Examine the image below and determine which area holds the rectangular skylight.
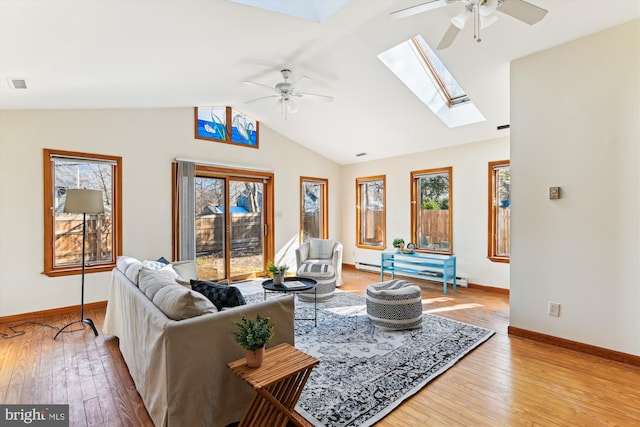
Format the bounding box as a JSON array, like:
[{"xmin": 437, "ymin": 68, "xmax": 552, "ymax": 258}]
[{"xmin": 378, "ymin": 35, "xmax": 485, "ymax": 128}]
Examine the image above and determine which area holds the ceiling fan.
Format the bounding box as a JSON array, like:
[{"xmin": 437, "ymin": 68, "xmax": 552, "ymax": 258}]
[
  {"xmin": 391, "ymin": 0, "xmax": 548, "ymax": 50},
  {"xmin": 244, "ymin": 69, "xmax": 334, "ymax": 119}
]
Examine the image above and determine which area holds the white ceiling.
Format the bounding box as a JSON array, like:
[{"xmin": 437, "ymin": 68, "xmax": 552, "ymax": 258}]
[{"xmin": 1, "ymin": 0, "xmax": 638, "ymax": 165}]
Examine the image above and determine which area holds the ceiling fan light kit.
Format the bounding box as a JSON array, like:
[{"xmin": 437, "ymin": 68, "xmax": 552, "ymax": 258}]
[
  {"xmin": 244, "ymin": 69, "xmax": 334, "ymax": 119},
  {"xmin": 391, "ymin": 0, "xmax": 548, "ymax": 49}
]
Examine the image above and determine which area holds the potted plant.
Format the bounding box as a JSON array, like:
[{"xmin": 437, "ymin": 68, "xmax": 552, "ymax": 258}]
[
  {"xmin": 392, "ymin": 238, "xmax": 405, "ymax": 252},
  {"xmin": 232, "ymin": 314, "xmax": 275, "ymax": 368},
  {"xmin": 267, "ymin": 261, "xmax": 288, "ymax": 285}
]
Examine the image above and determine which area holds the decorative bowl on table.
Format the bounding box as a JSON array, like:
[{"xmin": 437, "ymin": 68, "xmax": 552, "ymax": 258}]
[{"xmin": 401, "ymin": 242, "xmax": 416, "ymax": 254}]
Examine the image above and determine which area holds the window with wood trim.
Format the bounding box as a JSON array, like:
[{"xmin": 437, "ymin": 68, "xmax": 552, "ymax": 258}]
[
  {"xmin": 300, "ymin": 177, "xmax": 328, "ymax": 242},
  {"xmin": 411, "ymin": 167, "xmax": 453, "ymax": 255},
  {"xmin": 356, "ymin": 175, "xmax": 385, "ymax": 249},
  {"xmin": 43, "ymin": 149, "xmax": 122, "ymax": 277},
  {"xmin": 488, "ymin": 160, "xmax": 510, "ymax": 262}
]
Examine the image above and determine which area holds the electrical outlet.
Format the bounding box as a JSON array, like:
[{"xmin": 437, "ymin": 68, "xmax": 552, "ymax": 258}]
[{"xmin": 548, "ymin": 302, "xmax": 560, "ymax": 317}]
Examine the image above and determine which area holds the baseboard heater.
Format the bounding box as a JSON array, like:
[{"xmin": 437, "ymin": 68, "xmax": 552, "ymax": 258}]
[
  {"xmin": 356, "ymin": 261, "xmax": 468, "ymax": 287},
  {"xmin": 355, "ymin": 262, "xmax": 381, "ymax": 272}
]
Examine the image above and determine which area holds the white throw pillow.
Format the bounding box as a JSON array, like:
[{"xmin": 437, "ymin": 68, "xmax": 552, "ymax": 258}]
[
  {"xmin": 171, "ymin": 260, "xmax": 198, "ymax": 281},
  {"xmin": 309, "ymin": 238, "xmax": 335, "ymax": 259},
  {"xmin": 152, "ymin": 284, "xmax": 217, "ymax": 320}
]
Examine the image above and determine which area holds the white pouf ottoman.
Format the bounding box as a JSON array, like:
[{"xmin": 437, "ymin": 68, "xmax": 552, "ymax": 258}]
[
  {"xmin": 366, "ymin": 280, "xmax": 423, "ymax": 331},
  {"xmin": 296, "ymin": 263, "xmax": 336, "ymax": 302}
]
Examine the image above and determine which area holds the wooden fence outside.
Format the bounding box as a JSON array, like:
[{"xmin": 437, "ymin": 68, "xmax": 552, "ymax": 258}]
[
  {"xmin": 196, "ymin": 213, "xmax": 263, "ymax": 254},
  {"xmin": 302, "ymin": 212, "xmax": 320, "ymax": 240},
  {"xmin": 55, "ymin": 216, "xmax": 112, "ymax": 265},
  {"xmin": 419, "ymin": 210, "xmax": 450, "ymax": 247},
  {"xmin": 496, "ymin": 208, "xmax": 510, "ymax": 255}
]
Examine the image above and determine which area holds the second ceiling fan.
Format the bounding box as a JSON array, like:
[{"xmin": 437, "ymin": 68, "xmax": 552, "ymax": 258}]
[
  {"xmin": 244, "ymin": 69, "xmax": 334, "ymax": 119},
  {"xmin": 391, "ymin": 0, "xmax": 548, "ymax": 49}
]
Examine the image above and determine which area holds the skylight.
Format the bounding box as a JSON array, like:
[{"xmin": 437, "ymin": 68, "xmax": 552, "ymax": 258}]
[
  {"xmin": 378, "ymin": 35, "xmax": 485, "ymax": 128},
  {"xmin": 229, "ymin": 0, "xmax": 350, "ymax": 22}
]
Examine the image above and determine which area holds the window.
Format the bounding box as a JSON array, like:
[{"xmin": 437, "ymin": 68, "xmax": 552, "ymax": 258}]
[
  {"xmin": 411, "ymin": 167, "xmax": 452, "ymax": 254},
  {"xmin": 377, "ymin": 35, "xmax": 485, "ymax": 128},
  {"xmin": 43, "ymin": 149, "xmax": 122, "ymax": 277},
  {"xmin": 300, "ymin": 177, "xmax": 328, "ymax": 241},
  {"xmin": 356, "ymin": 175, "xmax": 385, "ymax": 249},
  {"xmin": 488, "ymin": 160, "xmax": 510, "ymax": 262}
]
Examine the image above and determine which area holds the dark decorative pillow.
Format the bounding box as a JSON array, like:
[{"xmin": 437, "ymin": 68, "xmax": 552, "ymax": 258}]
[
  {"xmin": 190, "ymin": 280, "xmax": 247, "ymax": 311},
  {"xmin": 156, "ymin": 256, "xmax": 171, "ymax": 265}
]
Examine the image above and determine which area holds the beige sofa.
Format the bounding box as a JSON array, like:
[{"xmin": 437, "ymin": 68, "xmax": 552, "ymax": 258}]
[{"xmin": 103, "ymin": 257, "xmax": 295, "ymax": 427}]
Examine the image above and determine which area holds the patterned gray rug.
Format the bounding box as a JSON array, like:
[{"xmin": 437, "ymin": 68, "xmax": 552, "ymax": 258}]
[{"xmin": 240, "ymin": 285, "xmax": 495, "ymax": 427}]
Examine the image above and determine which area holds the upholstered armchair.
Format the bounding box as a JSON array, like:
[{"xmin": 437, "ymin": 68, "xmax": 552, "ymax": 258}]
[{"xmin": 295, "ymin": 238, "xmax": 343, "ymax": 287}]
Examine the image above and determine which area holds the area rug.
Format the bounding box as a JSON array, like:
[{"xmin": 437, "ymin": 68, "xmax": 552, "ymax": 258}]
[{"xmin": 240, "ymin": 285, "xmax": 495, "ymax": 427}]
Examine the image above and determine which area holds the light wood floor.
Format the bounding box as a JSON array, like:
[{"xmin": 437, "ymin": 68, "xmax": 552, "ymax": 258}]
[{"xmin": 1, "ymin": 268, "xmax": 639, "ymax": 426}]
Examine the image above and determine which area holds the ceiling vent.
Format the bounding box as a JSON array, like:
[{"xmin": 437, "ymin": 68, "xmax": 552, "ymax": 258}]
[{"xmin": 7, "ymin": 78, "xmax": 27, "ymax": 89}]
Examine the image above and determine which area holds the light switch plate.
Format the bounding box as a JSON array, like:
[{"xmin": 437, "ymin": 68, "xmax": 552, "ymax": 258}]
[{"xmin": 549, "ymin": 187, "xmax": 560, "ymax": 199}]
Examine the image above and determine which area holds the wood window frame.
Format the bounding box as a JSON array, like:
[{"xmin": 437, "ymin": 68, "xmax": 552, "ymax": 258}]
[
  {"xmin": 355, "ymin": 175, "xmax": 386, "ymax": 250},
  {"xmin": 43, "ymin": 149, "xmax": 122, "ymax": 277},
  {"xmin": 410, "ymin": 166, "xmax": 453, "ymax": 255},
  {"xmin": 488, "ymin": 160, "xmax": 510, "ymax": 263},
  {"xmin": 300, "ymin": 176, "xmax": 329, "ymax": 242}
]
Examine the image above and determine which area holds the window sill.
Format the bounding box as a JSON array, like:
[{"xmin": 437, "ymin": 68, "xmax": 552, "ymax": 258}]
[
  {"xmin": 43, "ymin": 263, "xmax": 116, "ymax": 277},
  {"xmin": 488, "ymin": 256, "xmax": 510, "ymax": 264}
]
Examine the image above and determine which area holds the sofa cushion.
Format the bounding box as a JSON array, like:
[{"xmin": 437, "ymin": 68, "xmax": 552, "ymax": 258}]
[
  {"xmin": 116, "ymin": 256, "xmax": 143, "ymax": 284},
  {"xmin": 172, "ymin": 260, "xmax": 198, "ymax": 281},
  {"xmin": 152, "ymin": 284, "xmax": 217, "ymax": 320},
  {"xmin": 139, "ymin": 265, "xmax": 181, "ymax": 300},
  {"xmin": 191, "ymin": 280, "xmax": 247, "ymax": 311},
  {"xmin": 309, "ymin": 238, "xmax": 335, "ymax": 259}
]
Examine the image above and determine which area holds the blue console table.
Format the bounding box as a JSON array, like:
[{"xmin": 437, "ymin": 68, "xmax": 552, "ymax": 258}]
[{"xmin": 381, "ymin": 251, "xmax": 457, "ymax": 294}]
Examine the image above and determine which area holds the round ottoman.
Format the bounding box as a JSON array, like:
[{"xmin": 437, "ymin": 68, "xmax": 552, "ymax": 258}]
[
  {"xmin": 296, "ymin": 263, "xmax": 336, "ymax": 302},
  {"xmin": 366, "ymin": 280, "xmax": 423, "ymax": 331}
]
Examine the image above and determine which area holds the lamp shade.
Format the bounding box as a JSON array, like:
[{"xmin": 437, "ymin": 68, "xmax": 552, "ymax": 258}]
[{"xmin": 64, "ymin": 189, "xmax": 105, "ymax": 214}]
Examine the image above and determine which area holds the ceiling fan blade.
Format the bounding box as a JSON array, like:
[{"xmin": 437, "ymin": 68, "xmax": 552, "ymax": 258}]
[
  {"xmin": 436, "ymin": 24, "xmax": 461, "ymax": 50},
  {"xmin": 291, "ymin": 75, "xmax": 310, "ymax": 86},
  {"xmin": 297, "ymin": 92, "xmax": 334, "ymax": 103},
  {"xmin": 243, "ymin": 80, "xmax": 276, "ymax": 91},
  {"xmin": 390, "ymin": 0, "xmax": 453, "ymax": 20},
  {"xmin": 497, "ymin": 0, "xmax": 548, "ymax": 25},
  {"xmin": 244, "ymin": 95, "xmax": 279, "ymax": 104}
]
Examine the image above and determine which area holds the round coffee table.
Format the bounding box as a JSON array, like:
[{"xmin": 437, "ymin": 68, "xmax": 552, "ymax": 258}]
[{"xmin": 262, "ymin": 277, "xmax": 317, "ymax": 327}]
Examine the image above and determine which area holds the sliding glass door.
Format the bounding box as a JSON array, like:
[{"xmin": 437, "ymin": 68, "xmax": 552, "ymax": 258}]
[
  {"xmin": 177, "ymin": 163, "xmax": 273, "ymax": 283},
  {"xmin": 228, "ymin": 178, "xmax": 264, "ymax": 277}
]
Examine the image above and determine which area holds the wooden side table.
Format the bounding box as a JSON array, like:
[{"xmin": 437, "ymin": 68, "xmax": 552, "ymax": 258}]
[{"xmin": 228, "ymin": 343, "xmax": 319, "ymax": 427}]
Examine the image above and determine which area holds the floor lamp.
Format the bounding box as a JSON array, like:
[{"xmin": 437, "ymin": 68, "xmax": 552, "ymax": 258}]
[{"xmin": 54, "ymin": 188, "xmax": 103, "ymax": 340}]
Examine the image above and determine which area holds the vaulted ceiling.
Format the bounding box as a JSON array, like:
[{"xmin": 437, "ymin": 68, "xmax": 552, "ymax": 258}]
[{"xmin": 1, "ymin": 0, "xmax": 638, "ymax": 164}]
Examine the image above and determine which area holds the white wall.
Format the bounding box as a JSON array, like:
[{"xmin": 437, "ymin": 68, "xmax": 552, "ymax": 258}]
[
  {"xmin": 0, "ymin": 108, "xmax": 341, "ymax": 317},
  {"xmin": 340, "ymin": 137, "xmax": 510, "ymax": 289},
  {"xmin": 510, "ymin": 20, "xmax": 639, "ymax": 355}
]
